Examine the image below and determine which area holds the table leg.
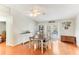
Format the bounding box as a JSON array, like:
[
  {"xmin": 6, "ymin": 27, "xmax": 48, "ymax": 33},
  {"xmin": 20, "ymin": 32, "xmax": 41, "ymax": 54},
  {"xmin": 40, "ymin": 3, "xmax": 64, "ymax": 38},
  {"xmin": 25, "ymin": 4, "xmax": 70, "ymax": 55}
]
[
  {"xmin": 29, "ymin": 37, "xmax": 31, "ymax": 48},
  {"xmin": 41, "ymin": 40, "xmax": 43, "ymax": 54}
]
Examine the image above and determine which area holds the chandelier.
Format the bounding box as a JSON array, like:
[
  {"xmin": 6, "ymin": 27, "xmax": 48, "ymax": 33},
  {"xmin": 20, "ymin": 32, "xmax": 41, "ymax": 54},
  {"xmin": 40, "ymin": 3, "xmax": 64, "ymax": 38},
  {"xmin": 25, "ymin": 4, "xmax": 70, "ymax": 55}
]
[{"xmin": 29, "ymin": 6, "xmax": 45, "ymax": 17}]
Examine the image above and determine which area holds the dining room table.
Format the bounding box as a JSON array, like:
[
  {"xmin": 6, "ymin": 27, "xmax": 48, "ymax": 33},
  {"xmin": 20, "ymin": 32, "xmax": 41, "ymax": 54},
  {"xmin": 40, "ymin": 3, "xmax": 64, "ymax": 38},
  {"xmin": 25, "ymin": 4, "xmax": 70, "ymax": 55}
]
[{"xmin": 29, "ymin": 34, "xmax": 51, "ymax": 54}]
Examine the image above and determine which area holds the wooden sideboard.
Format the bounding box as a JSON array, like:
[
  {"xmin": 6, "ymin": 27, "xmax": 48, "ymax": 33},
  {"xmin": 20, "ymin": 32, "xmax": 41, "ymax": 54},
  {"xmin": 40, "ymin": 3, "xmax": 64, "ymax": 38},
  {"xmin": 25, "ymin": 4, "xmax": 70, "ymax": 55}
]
[
  {"xmin": 61, "ymin": 35, "xmax": 76, "ymax": 45},
  {"xmin": 0, "ymin": 31, "xmax": 6, "ymax": 42}
]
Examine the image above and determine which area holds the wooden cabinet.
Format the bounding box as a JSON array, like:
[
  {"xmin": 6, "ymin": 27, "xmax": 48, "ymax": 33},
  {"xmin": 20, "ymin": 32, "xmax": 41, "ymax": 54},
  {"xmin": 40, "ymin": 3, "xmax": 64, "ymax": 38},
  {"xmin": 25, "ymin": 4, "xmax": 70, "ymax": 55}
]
[
  {"xmin": 61, "ymin": 35, "xmax": 76, "ymax": 45},
  {"xmin": 1, "ymin": 31, "xmax": 6, "ymax": 42}
]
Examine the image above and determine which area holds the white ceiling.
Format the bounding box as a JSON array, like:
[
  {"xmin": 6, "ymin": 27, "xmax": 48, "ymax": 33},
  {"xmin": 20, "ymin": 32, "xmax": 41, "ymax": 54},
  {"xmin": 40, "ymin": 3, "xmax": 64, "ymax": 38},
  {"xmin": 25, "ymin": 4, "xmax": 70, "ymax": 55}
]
[{"xmin": 4, "ymin": 4, "xmax": 79, "ymax": 22}]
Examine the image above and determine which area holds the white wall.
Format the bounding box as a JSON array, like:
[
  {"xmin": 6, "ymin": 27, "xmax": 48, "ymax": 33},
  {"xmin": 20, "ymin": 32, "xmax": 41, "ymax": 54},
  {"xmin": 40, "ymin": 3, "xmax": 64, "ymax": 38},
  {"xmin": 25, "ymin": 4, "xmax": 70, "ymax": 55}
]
[
  {"xmin": 59, "ymin": 18, "xmax": 75, "ymax": 36},
  {"xmin": 0, "ymin": 5, "xmax": 14, "ymax": 46},
  {"xmin": 75, "ymin": 15, "xmax": 79, "ymax": 46},
  {"xmin": 0, "ymin": 5, "xmax": 10, "ymax": 16},
  {"xmin": 11, "ymin": 9, "xmax": 37, "ymax": 45},
  {"xmin": 6, "ymin": 16, "xmax": 14, "ymax": 46}
]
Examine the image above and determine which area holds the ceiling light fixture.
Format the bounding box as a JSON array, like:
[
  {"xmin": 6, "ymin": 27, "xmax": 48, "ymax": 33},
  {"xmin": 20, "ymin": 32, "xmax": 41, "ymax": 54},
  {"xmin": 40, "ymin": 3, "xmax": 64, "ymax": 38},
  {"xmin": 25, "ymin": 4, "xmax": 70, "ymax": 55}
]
[{"xmin": 29, "ymin": 6, "xmax": 45, "ymax": 17}]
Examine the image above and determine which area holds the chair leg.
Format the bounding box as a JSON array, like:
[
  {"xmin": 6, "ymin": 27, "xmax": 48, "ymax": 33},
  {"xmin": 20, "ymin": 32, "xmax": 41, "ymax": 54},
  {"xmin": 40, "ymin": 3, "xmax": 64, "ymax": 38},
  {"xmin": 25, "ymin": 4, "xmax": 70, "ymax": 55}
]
[
  {"xmin": 33, "ymin": 43, "xmax": 37, "ymax": 51},
  {"xmin": 29, "ymin": 37, "xmax": 32, "ymax": 48},
  {"xmin": 22, "ymin": 41, "xmax": 25, "ymax": 46}
]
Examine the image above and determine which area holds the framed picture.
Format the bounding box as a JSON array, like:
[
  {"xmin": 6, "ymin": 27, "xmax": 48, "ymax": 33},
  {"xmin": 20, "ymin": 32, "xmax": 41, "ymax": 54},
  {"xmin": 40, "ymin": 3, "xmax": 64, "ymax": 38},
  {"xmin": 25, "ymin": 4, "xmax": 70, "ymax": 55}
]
[{"xmin": 62, "ymin": 21, "xmax": 71, "ymax": 30}]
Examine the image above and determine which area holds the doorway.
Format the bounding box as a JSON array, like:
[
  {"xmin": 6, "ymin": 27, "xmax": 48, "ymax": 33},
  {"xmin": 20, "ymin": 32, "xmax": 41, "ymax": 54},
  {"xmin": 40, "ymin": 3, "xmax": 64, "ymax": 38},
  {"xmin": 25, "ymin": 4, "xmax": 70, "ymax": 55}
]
[
  {"xmin": 0, "ymin": 22, "xmax": 6, "ymax": 43},
  {"xmin": 47, "ymin": 21, "xmax": 59, "ymax": 41}
]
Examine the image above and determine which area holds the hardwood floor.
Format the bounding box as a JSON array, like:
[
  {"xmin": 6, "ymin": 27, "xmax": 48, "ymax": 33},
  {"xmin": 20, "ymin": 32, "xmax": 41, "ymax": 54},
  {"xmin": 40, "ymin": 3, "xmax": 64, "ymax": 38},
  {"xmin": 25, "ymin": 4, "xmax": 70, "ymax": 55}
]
[{"xmin": 0, "ymin": 40, "xmax": 79, "ymax": 55}]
